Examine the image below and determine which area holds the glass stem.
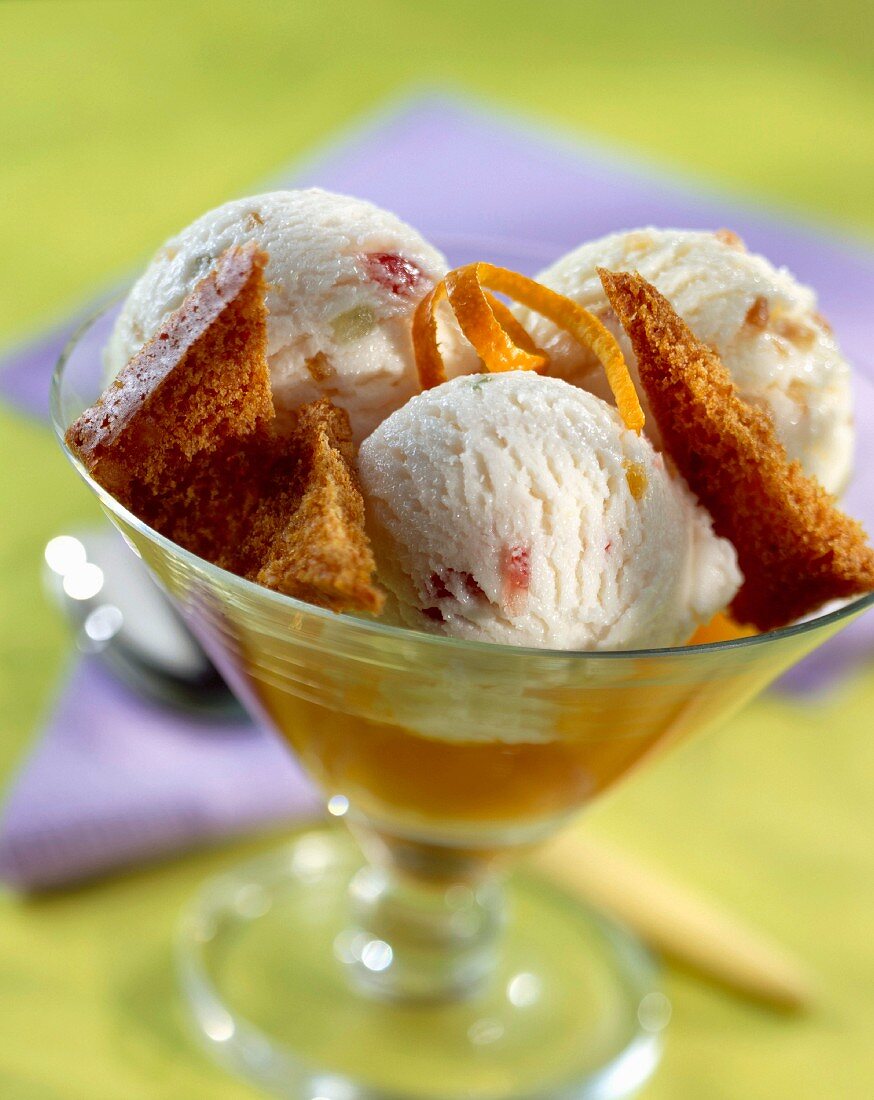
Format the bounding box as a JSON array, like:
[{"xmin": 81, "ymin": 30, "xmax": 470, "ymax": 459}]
[{"xmin": 341, "ymin": 827, "xmax": 505, "ymax": 1003}]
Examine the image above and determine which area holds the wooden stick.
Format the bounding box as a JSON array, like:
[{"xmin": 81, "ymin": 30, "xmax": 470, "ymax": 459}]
[{"xmin": 531, "ymin": 831, "xmax": 814, "ymax": 1012}]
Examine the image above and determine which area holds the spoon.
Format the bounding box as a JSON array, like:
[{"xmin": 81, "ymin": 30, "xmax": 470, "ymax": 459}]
[{"xmin": 42, "ymin": 526, "xmax": 246, "ymax": 719}]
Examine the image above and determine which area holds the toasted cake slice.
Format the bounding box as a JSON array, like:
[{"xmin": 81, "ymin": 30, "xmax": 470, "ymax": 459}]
[
  {"xmin": 66, "ymin": 242, "xmax": 272, "ymax": 506},
  {"xmin": 598, "ymin": 267, "xmax": 874, "ymax": 631},
  {"xmin": 248, "ymin": 400, "xmax": 384, "ymax": 614},
  {"xmin": 66, "ymin": 246, "xmax": 382, "ymax": 614}
]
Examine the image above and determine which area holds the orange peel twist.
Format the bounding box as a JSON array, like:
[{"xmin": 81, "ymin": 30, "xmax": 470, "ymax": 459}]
[{"xmin": 412, "ymin": 262, "xmax": 644, "ymax": 433}]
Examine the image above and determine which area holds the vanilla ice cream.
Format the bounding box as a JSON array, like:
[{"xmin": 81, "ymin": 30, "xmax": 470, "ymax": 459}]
[
  {"xmin": 106, "ymin": 189, "xmax": 449, "ymax": 440},
  {"xmin": 358, "ymin": 372, "xmax": 740, "ymax": 650},
  {"xmin": 515, "ymin": 229, "xmax": 854, "ymax": 494}
]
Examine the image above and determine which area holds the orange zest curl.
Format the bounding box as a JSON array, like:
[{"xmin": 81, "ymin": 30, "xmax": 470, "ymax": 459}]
[
  {"xmin": 444, "ymin": 266, "xmax": 547, "ymax": 375},
  {"xmin": 412, "ymin": 281, "xmax": 448, "ymax": 392},
  {"xmin": 483, "ymin": 292, "xmax": 542, "ymax": 357},
  {"xmin": 412, "ymin": 262, "xmax": 644, "ymax": 433}
]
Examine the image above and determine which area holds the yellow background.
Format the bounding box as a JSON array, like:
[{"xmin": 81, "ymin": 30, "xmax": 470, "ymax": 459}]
[{"xmin": 1, "ymin": 2, "xmax": 873, "ymax": 1096}]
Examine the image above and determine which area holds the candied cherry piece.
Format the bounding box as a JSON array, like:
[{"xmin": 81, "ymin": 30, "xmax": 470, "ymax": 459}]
[
  {"xmin": 500, "ymin": 544, "xmax": 531, "ymax": 612},
  {"xmin": 365, "ymin": 252, "xmax": 423, "ymax": 296}
]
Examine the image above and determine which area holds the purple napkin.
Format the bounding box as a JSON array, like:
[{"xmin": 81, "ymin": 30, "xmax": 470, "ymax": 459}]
[
  {"xmin": 0, "ymin": 661, "xmax": 318, "ymax": 888},
  {"xmin": 3, "ymin": 93, "xmax": 874, "ymax": 889}
]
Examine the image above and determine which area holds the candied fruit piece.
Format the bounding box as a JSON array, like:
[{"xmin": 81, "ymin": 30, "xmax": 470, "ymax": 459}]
[
  {"xmin": 624, "ymin": 461, "xmax": 647, "ymax": 501},
  {"xmin": 500, "ymin": 544, "xmax": 531, "ymax": 613},
  {"xmin": 365, "ymin": 252, "xmax": 423, "ymax": 296},
  {"xmin": 305, "ymin": 351, "xmax": 335, "ymax": 382},
  {"xmin": 744, "ymin": 296, "xmax": 770, "ymax": 330},
  {"xmin": 331, "ymin": 305, "xmax": 376, "ymax": 343}
]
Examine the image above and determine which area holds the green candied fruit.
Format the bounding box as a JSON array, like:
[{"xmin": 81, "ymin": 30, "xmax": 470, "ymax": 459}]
[
  {"xmin": 470, "ymin": 375, "xmax": 493, "ymax": 391},
  {"xmin": 330, "ymin": 304, "xmax": 377, "ymax": 343},
  {"xmin": 189, "ymin": 251, "xmax": 216, "ymax": 281}
]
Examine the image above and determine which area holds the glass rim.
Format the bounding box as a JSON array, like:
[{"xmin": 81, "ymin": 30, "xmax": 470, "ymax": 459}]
[{"xmin": 51, "ymin": 296, "xmax": 874, "ymax": 665}]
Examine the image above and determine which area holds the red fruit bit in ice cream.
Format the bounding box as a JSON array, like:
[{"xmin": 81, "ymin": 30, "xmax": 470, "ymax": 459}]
[
  {"xmin": 500, "ymin": 544, "xmax": 530, "ymax": 613},
  {"xmin": 461, "ymin": 572, "xmax": 486, "ymax": 600},
  {"xmin": 365, "ymin": 253, "xmax": 423, "ymax": 296},
  {"xmin": 427, "ymin": 572, "xmax": 452, "ymax": 600},
  {"xmin": 428, "ymin": 570, "xmax": 487, "ymax": 603}
]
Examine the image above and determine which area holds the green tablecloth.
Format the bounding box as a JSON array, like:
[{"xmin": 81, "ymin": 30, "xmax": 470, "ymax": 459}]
[{"xmin": 2, "ymin": 3, "xmax": 873, "ymax": 1096}]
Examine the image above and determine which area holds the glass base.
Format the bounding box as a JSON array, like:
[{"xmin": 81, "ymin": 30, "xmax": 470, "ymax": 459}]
[{"xmin": 177, "ymin": 825, "xmax": 665, "ymax": 1100}]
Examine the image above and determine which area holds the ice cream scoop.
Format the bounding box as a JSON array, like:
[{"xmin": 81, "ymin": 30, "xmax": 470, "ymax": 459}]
[
  {"xmin": 106, "ymin": 189, "xmax": 449, "ymax": 441},
  {"xmin": 515, "ymin": 229, "xmax": 854, "ymax": 494},
  {"xmin": 358, "ymin": 371, "xmax": 740, "ymax": 650}
]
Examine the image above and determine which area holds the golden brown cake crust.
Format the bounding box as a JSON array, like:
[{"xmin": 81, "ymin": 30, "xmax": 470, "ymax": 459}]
[
  {"xmin": 66, "ymin": 245, "xmax": 382, "ymax": 615},
  {"xmin": 249, "ymin": 400, "xmax": 384, "ymax": 614},
  {"xmin": 598, "ymin": 267, "xmax": 874, "ymax": 631},
  {"xmin": 66, "ymin": 242, "xmax": 273, "ymax": 503}
]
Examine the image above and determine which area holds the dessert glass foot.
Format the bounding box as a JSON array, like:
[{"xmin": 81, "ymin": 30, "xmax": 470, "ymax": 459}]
[{"xmin": 178, "ymin": 824, "xmax": 662, "ymax": 1100}]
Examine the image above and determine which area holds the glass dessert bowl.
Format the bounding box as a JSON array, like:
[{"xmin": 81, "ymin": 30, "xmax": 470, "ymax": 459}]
[{"xmin": 52, "ymin": 239, "xmax": 874, "ymax": 1100}]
